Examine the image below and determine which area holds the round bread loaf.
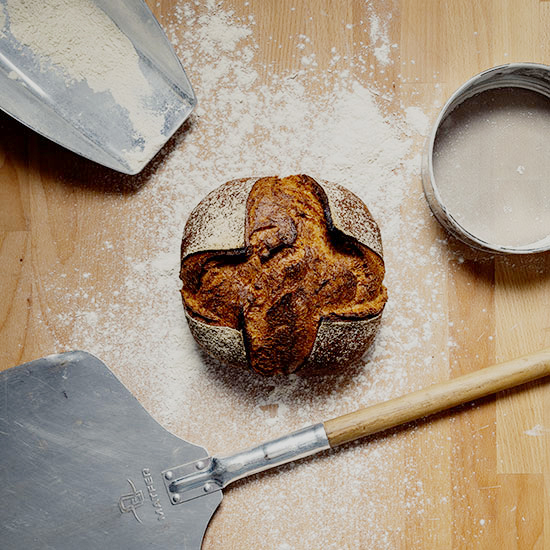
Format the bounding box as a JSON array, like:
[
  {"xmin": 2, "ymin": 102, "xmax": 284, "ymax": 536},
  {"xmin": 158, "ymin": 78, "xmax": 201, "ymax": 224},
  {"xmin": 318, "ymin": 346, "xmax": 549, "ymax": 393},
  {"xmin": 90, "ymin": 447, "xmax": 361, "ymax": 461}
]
[{"xmin": 180, "ymin": 174, "xmax": 387, "ymax": 375}]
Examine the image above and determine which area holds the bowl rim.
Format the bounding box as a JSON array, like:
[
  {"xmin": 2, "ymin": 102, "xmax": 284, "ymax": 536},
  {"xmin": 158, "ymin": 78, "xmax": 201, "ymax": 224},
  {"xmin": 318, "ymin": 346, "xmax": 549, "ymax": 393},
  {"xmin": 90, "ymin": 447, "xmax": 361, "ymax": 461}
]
[{"xmin": 423, "ymin": 62, "xmax": 550, "ymax": 255}]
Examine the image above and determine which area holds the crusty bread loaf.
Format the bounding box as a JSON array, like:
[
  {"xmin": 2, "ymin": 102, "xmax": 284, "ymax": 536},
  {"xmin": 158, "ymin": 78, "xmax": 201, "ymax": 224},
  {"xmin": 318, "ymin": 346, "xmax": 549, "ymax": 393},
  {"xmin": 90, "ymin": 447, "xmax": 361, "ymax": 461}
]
[{"xmin": 180, "ymin": 175, "xmax": 387, "ymax": 375}]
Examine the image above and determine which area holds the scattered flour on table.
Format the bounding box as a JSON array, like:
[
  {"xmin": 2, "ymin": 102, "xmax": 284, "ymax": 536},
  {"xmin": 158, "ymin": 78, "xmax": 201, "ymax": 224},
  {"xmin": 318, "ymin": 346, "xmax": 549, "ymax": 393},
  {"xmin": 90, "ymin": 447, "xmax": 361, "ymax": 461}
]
[
  {"xmin": 405, "ymin": 106, "xmax": 431, "ymax": 136},
  {"xmin": 524, "ymin": 424, "xmax": 550, "ymax": 436},
  {"xmin": 43, "ymin": 2, "xmax": 450, "ymax": 548},
  {"xmin": 192, "ymin": 5, "xmax": 252, "ymax": 54},
  {"xmin": 369, "ymin": 11, "xmax": 394, "ymax": 66}
]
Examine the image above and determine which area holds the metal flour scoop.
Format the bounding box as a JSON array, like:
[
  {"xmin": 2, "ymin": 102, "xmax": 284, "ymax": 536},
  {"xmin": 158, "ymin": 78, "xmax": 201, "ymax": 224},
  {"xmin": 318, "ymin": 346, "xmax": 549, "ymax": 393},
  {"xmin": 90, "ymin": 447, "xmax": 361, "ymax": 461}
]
[
  {"xmin": 2, "ymin": 350, "xmax": 549, "ymax": 549},
  {"xmin": 0, "ymin": 0, "xmax": 195, "ymax": 174}
]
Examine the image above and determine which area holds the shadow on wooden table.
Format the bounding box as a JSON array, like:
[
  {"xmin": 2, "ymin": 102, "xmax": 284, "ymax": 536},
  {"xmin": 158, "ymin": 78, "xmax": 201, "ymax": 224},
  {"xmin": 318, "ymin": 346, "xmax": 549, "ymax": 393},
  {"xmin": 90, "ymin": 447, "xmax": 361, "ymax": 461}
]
[
  {"xmin": 432, "ymin": 218, "xmax": 550, "ymax": 286},
  {"xmin": 0, "ymin": 110, "xmax": 195, "ymax": 195},
  {"xmin": 195, "ymin": 340, "xmax": 382, "ymax": 407}
]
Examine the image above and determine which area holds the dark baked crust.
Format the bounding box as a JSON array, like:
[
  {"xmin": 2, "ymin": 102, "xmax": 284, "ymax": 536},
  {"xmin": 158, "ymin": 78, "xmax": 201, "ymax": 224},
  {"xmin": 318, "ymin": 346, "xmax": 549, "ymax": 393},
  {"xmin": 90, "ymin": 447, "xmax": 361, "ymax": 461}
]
[{"xmin": 180, "ymin": 175, "xmax": 387, "ymax": 375}]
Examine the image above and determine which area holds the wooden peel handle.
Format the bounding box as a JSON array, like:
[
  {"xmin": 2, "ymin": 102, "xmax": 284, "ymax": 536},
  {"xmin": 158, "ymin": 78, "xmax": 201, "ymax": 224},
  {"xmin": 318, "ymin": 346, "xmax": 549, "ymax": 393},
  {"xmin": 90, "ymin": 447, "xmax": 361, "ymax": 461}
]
[{"xmin": 324, "ymin": 348, "xmax": 550, "ymax": 448}]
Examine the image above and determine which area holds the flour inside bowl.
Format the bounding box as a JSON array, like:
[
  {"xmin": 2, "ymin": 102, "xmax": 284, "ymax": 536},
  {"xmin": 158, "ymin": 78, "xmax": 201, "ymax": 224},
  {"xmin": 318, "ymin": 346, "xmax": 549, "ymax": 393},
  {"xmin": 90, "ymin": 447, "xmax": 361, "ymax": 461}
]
[{"xmin": 433, "ymin": 87, "xmax": 550, "ymax": 250}]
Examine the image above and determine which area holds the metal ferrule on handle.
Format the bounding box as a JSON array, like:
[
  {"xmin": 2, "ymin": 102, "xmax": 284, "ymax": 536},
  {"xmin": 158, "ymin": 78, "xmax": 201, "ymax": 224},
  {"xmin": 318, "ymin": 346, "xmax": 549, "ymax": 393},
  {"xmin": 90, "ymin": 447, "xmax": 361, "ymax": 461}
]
[{"xmin": 163, "ymin": 423, "xmax": 330, "ymax": 504}]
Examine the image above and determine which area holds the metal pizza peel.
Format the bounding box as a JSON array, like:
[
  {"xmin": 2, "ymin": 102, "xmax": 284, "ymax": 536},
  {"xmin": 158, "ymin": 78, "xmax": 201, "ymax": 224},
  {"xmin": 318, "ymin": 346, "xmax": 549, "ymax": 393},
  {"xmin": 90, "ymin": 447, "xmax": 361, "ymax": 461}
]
[
  {"xmin": 0, "ymin": 352, "xmax": 218, "ymax": 549},
  {"xmin": 1, "ymin": 349, "xmax": 549, "ymax": 549}
]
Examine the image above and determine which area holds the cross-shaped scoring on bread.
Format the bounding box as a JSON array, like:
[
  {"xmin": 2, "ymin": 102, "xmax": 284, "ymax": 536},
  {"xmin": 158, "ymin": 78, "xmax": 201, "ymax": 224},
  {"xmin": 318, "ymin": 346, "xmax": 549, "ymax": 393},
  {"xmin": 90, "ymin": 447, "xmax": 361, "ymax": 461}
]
[{"xmin": 180, "ymin": 175, "xmax": 387, "ymax": 375}]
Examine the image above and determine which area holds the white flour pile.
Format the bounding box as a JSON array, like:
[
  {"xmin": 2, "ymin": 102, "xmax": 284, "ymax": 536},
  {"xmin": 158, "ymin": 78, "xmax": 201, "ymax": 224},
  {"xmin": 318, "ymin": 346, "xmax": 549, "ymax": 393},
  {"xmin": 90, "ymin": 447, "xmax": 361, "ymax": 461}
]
[
  {"xmin": 3, "ymin": 0, "xmax": 168, "ymax": 171},
  {"xmin": 369, "ymin": 12, "xmax": 393, "ymax": 65},
  {"xmin": 43, "ymin": 1, "xmax": 450, "ymax": 548}
]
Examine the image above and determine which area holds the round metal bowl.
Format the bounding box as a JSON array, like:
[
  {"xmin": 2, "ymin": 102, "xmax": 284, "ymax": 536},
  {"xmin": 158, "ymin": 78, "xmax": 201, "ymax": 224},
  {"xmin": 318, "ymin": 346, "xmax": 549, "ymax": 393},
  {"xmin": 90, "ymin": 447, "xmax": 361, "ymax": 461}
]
[{"xmin": 422, "ymin": 62, "xmax": 550, "ymax": 254}]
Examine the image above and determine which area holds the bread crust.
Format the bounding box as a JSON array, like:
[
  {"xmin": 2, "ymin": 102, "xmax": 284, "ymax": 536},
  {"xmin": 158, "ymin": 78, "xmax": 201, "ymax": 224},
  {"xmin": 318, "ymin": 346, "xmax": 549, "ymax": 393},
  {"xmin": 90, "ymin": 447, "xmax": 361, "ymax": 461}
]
[{"xmin": 180, "ymin": 175, "xmax": 386, "ymax": 375}]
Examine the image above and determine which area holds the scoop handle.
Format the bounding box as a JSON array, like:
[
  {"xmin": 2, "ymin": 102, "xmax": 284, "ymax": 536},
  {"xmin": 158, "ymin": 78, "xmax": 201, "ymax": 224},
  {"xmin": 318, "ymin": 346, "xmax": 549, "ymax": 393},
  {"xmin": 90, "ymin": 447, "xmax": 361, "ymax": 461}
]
[{"xmin": 324, "ymin": 348, "xmax": 550, "ymax": 448}]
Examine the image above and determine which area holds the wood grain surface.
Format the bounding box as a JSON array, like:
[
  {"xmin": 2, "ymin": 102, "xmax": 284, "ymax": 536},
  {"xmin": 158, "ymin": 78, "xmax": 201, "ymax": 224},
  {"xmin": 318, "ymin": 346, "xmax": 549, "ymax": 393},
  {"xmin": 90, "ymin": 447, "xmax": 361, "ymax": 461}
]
[
  {"xmin": 2, "ymin": 1, "xmax": 550, "ymax": 549},
  {"xmin": 324, "ymin": 349, "xmax": 550, "ymax": 448}
]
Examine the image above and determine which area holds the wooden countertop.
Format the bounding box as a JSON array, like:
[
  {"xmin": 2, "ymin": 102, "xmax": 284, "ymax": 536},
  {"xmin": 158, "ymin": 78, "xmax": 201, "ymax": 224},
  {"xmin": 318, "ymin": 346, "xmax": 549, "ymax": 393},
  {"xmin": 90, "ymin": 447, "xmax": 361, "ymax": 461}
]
[{"xmin": 1, "ymin": 1, "xmax": 550, "ymax": 548}]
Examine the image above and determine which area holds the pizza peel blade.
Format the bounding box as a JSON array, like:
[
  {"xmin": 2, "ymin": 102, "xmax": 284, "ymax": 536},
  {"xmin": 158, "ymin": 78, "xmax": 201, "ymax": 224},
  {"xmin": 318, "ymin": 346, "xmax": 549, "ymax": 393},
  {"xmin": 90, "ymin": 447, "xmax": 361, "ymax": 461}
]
[{"xmin": 0, "ymin": 352, "xmax": 220, "ymax": 550}]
